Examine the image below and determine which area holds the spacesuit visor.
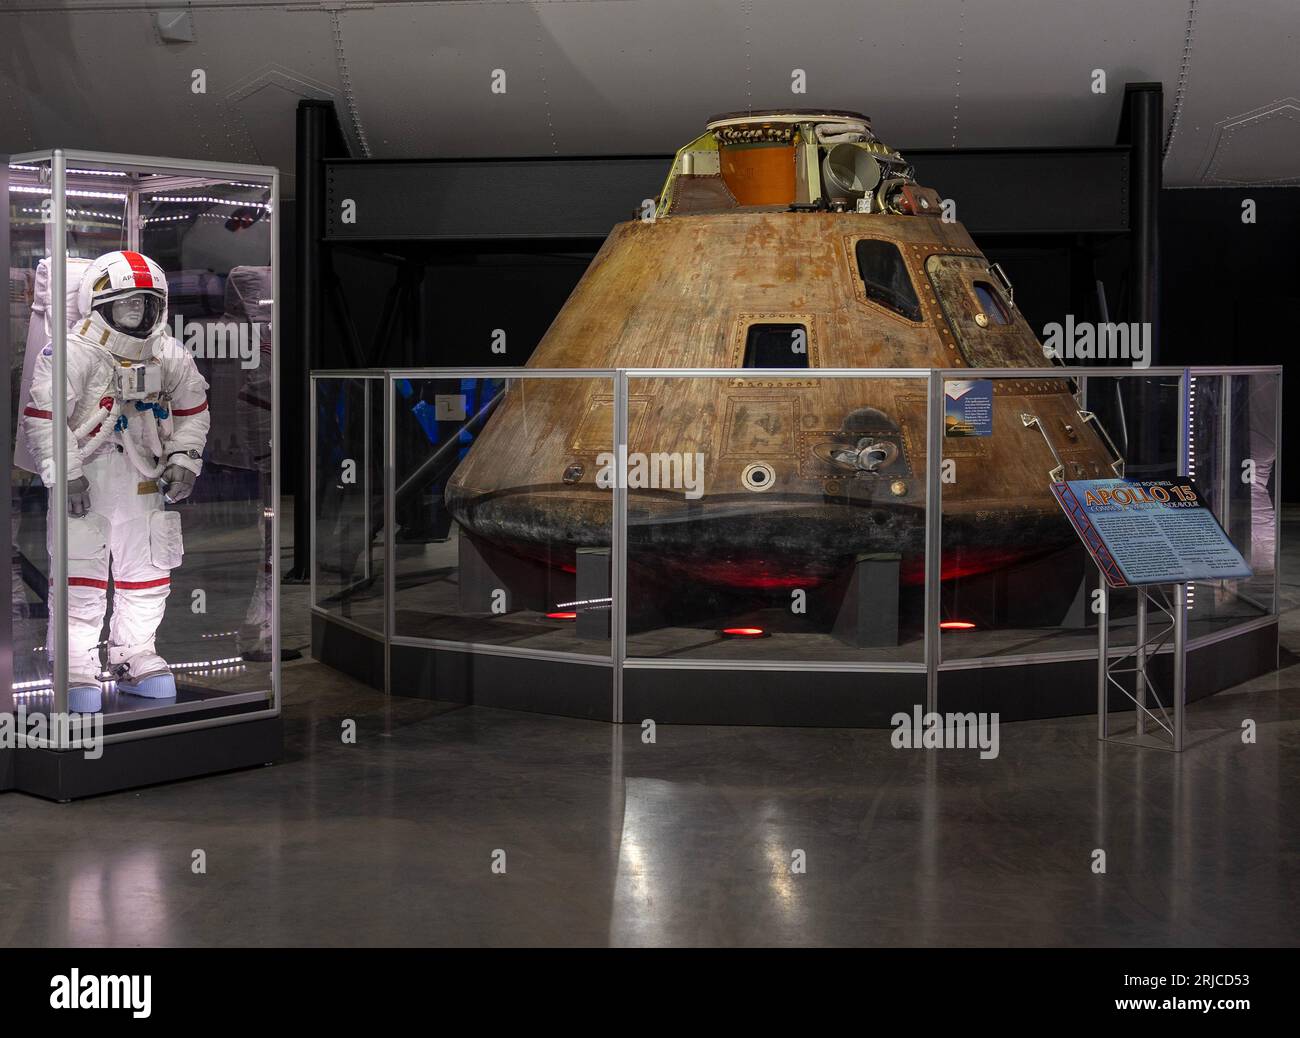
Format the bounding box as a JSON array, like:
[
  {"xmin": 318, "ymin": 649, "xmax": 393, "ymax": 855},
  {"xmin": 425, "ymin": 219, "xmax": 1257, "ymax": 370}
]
[{"xmin": 95, "ymin": 290, "xmax": 165, "ymax": 338}]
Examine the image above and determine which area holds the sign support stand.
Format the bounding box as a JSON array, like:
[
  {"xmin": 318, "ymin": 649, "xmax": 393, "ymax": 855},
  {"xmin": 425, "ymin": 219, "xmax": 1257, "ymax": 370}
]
[{"xmin": 1097, "ymin": 577, "xmax": 1188, "ymax": 750}]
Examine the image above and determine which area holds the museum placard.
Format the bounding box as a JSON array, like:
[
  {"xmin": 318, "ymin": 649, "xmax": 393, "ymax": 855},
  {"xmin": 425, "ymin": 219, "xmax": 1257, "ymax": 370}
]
[
  {"xmin": 943, "ymin": 379, "xmax": 993, "ymax": 437},
  {"xmin": 1051, "ymin": 478, "xmax": 1252, "ymax": 588}
]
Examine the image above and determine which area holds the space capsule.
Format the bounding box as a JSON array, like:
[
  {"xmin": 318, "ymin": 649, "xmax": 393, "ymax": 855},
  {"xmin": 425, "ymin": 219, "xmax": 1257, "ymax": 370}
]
[{"xmin": 444, "ymin": 110, "xmax": 1121, "ymax": 605}]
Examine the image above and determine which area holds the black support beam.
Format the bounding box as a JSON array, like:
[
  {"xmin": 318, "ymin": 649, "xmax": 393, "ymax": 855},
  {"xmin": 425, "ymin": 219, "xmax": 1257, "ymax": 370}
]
[
  {"xmin": 290, "ymin": 101, "xmax": 350, "ymax": 580},
  {"xmin": 1117, "ymin": 83, "xmax": 1163, "ymax": 337},
  {"xmin": 324, "ymin": 156, "xmax": 667, "ymax": 241},
  {"xmin": 321, "ymin": 147, "xmax": 1130, "ymax": 242}
]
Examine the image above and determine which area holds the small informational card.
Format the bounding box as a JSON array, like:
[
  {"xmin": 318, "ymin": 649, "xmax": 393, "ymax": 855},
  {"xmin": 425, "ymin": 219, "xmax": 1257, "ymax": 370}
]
[
  {"xmin": 944, "ymin": 379, "xmax": 993, "ymax": 437},
  {"xmin": 1052, "ymin": 478, "xmax": 1252, "ymax": 588}
]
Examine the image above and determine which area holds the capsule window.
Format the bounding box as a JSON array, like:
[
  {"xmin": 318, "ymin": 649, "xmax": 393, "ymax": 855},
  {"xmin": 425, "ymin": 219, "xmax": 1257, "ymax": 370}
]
[
  {"xmin": 854, "ymin": 239, "xmax": 922, "ymax": 322},
  {"xmin": 742, "ymin": 323, "xmax": 810, "ymax": 368},
  {"xmin": 973, "ymin": 281, "xmax": 1011, "ymax": 325}
]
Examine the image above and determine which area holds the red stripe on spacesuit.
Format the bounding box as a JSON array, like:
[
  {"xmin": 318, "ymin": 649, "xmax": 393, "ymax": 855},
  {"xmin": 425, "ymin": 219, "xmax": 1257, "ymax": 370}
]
[
  {"xmin": 68, "ymin": 577, "xmax": 170, "ymax": 590},
  {"xmin": 121, "ymin": 250, "xmax": 155, "ymax": 288},
  {"xmin": 23, "ymin": 406, "xmax": 52, "ymax": 419},
  {"xmin": 172, "ymin": 400, "xmax": 208, "ymax": 416}
]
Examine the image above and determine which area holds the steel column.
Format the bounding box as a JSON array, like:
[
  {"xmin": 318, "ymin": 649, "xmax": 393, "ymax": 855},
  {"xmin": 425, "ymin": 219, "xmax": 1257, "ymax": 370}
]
[
  {"xmin": 383, "ymin": 373, "xmax": 395, "ymax": 695},
  {"xmin": 1135, "ymin": 589, "xmax": 1147, "ymax": 736},
  {"xmin": 1173, "ymin": 583, "xmax": 1187, "ymax": 751},
  {"xmin": 50, "ymin": 151, "xmax": 68, "ymax": 723},
  {"xmin": 612, "ymin": 369, "xmax": 628, "ymax": 723},
  {"xmin": 1097, "ymin": 576, "xmax": 1109, "ymax": 740},
  {"xmin": 924, "ymin": 370, "xmax": 944, "ymax": 713},
  {"xmin": 1122, "ymin": 83, "xmax": 1163, "ymax": 349},
  {"xmin": 0, "ymin": 154, "xmax": 11, "ymax": 712},
  {"xmin": 309, "ymin": 376, "xmax": 318, "ymax": 608}
]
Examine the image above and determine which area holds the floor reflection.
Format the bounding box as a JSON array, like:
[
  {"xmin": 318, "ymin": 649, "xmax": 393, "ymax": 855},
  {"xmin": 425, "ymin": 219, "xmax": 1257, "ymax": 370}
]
[{"xmin": 0, "ymin": 514, "xmax": 1296, "ymax": 947}]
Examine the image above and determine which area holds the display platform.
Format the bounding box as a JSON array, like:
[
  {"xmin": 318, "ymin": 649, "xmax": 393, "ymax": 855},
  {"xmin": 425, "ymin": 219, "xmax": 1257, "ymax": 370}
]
[
  {"xmin": 311, "ymin": 366, "xmax": 1281, "ymax": 727},
  {"xmin": 6, "ymin": 716, "xmax": 282, "ymax": 802},
  {"xmin": 315, "ymin": 606, "xmax": 1277, "ymax": 726}
]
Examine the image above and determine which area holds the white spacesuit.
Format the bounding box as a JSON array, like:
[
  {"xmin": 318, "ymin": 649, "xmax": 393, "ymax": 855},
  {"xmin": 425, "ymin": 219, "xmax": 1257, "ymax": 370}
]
[{"xmin": 20, "ymin": 250, "xmax": 210, "ymax": 714}]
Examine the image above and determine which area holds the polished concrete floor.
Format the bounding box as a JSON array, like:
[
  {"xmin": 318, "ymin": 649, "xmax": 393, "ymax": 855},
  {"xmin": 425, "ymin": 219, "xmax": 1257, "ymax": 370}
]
[{"xmin": 2, "ymin": 514, "xmax": 1298, "ymax": 946}]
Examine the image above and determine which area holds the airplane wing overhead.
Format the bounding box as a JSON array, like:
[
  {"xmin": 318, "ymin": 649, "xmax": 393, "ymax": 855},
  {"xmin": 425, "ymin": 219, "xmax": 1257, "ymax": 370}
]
[{"xmin": 0, "ymin": 0, "xmax": 1295, "ymax": 192}]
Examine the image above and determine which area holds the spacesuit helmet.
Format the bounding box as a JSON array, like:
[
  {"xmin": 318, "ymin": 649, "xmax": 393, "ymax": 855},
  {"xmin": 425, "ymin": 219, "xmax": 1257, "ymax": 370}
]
[{"xmin": 77, "ymin": 250, "xmax": 168, "ymax": 346}]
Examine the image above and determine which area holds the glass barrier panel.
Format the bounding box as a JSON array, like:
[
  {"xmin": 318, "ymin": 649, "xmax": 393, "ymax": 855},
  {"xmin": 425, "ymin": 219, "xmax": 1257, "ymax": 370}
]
[
  {"xmin": 936, "ymin": 367, "xmax": 1278, "ymax": 665},
  {"xmin": 1086, "ymin": 372, "xmax": 1182, "ymax": 480},
  {"xmin": 391, "ymin": 374, "xmax": 613, "ymax": 655},
  {"xmin": 1185, "ymin": 371, "xmax": 1279, "ymax": 625},
  {"xmin": 15, "ymin": 156, "xmax": 277, "ymax": 723},
  {"xmin": 9, "ymin": 156, "xmax": 60, "ymax": 712},
  {"xmin": 937, "ymin": 371, "xmax": 1181, "ymax": 662},
  {"xmin": 624, "ymin": 373, "xmax": 928, "ymax": 664},
  {"xmin": 1085, "ymin": 372, "xmax": 1180, "ymax": 654},
  {"xmin": 133, "ymin": 165, "xmax": 276, "ymax": 708},
  {"xmin": 312, "ymin": 375, "xmax": 385, "ymax": 633}
]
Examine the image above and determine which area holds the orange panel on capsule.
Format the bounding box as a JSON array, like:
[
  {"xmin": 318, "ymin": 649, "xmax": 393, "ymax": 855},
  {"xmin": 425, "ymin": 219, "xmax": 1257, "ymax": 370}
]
[{"xmin": 719, "ymin": 143, "xmax": 796, "ymax": 206}]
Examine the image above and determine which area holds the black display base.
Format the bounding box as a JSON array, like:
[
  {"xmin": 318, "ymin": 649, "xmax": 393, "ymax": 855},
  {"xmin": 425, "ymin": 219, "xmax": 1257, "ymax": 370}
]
[
  {"xmin": 313, "ymin": 610, "xmax": 384, "ymax": 691},
  {"xmin": 624, "ymin": 667, "xmax": 923, "ymax": 727},
  {"xmin": 938, "ymin": 621, "xmax": 1278, "ymax": 721},
  {"xmin": 313, "ymin": 609, "xmax": 1277, "ymax": 728},
  {"xmin": 390, "ymin": 642, "xmax": 612, "ymax": 720},
  {"xmin": 10, "ymin": 716, "xmax": 282, "ymax": 802}
]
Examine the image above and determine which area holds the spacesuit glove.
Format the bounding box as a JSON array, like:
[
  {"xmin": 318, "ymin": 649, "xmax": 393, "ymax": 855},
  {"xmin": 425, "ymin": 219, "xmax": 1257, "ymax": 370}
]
[
  {"xmin": 67, "ymin": 476, "xmax": 92, "ymax": 518},
  {"xmin": 161, "ymin": 464, "xmax": 196, "ymax": 504}
]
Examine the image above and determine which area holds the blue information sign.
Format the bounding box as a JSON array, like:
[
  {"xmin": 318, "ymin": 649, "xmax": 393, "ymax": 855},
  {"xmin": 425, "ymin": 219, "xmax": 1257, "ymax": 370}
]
[
  {"xmin": 944, "ymin": 379, "xmax": 993, "ymax": 437},
  {"xmin": 1052, "ymin": 478, "xmax": 1252, "ymax": 588}
]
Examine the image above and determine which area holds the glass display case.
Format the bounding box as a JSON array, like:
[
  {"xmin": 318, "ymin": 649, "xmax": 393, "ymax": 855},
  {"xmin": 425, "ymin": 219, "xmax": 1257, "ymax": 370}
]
[
  {"xmin": 312, "ymin": 364, "xmax": 1280, "ymax": 730},
  {"xmin": 5, "ymin": 149, "xmax": 281, "ymax": 796}
]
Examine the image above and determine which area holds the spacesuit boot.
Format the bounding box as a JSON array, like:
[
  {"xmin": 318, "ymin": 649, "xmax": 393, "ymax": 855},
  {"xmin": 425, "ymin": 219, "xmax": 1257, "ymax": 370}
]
[
  {"xmin": 111, "ymin": 650, "xmax": 177, "ymax": 698},
  {"xmin": 66, "ymin": 685, "xmax": 103, "ymax": 714}
]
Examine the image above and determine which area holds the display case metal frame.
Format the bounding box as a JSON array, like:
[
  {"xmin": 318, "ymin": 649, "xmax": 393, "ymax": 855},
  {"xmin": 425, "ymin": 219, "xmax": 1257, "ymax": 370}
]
[
  {"xmin": 1098, "ymin": 581, "xmax": 1189, "ymax": 751},
  {"xmin": 309, "ymin": 364, "xmax": 1281, "ymax": 730},
  {"xmin": 4, "ymin": 149, "xmax": 283, "ymax": 797}
]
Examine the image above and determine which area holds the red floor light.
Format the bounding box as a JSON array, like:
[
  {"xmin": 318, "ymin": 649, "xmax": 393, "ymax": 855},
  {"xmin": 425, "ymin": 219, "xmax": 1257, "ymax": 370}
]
[
  {"xmin": 546, "ymin": 611, "xmax": 578, "ymax": 621},
  {"xmin": 940, "ymin": 620, "xmax": 977, "ymax": 630},
  {"xmin": 721, "ymin": 626, "xmax": 769, "ymax": 638}
]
